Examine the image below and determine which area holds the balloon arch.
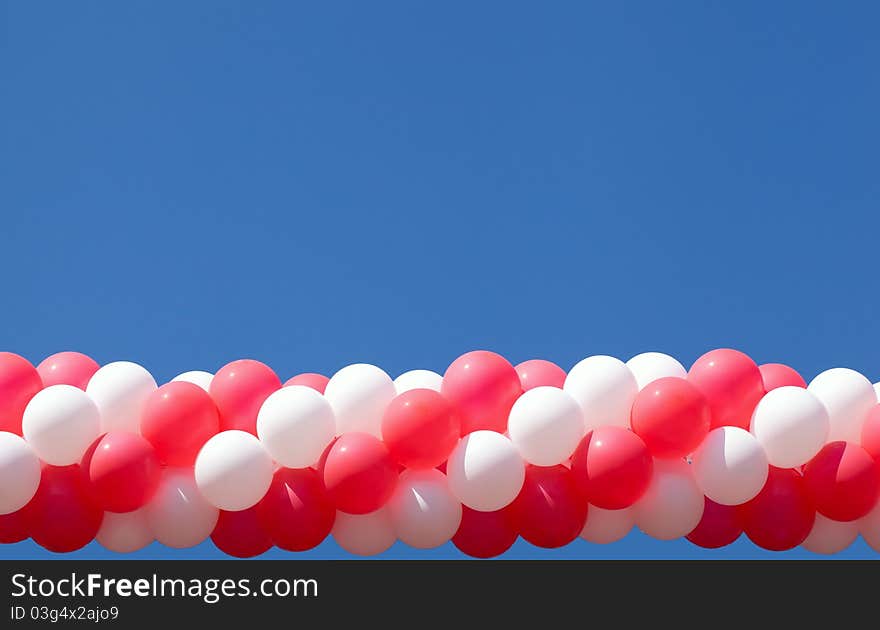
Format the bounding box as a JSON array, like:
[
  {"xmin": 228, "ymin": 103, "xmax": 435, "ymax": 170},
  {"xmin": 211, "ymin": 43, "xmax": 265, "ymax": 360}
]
[{"xmin": 2, "ymin": 350, "xmax": 880, "ymax": 557}]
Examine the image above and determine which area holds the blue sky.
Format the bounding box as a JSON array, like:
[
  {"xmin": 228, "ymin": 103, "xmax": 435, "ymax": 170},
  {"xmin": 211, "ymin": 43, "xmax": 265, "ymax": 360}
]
[{"xmin": 2, "ymin": 2, "xmax": 878, "ymax": 559}]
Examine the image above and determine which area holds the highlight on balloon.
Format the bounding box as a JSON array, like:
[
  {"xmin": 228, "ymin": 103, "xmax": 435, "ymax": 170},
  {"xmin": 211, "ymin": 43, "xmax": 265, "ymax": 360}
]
[{"xmin": 2, "ymin": 349, "xmax": 880, "ymax": 557}]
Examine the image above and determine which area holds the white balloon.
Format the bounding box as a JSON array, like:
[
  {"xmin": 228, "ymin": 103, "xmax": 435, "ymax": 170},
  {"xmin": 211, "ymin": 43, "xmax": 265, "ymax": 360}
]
[
  {"xmin": 633, "ymin": 459, "xmax": 704, "ymax": 540},
  {"xmin": 802, "ymin": 514, "xmax": 858, "ymax": 555},
  {"xmin": 97, "ymin": 510, "xmax": 153, "ymax": 553},
  {"xmin": 393, "ymin": 369, "xmax": 443, "ymax": 394},
  {"xmin": 257, "ymin": 386, "xmax": 336, "ymax": 469},
  {"xmin": 22, "ymin": 385, "xmax": 101, "ymax": 466},
  {"xmin": 446, "ymin": 430, "xmax": 525, "ymax": 512},
  {"xmin": 564, "ymin": 355, "xmax": 637, "ymax": 430},
  {"xmin": 388, "ymin": 469, "xmax": 462, "ymax": 549},
  {"xmin": 692, "ymin": 426, "xmax": 768, "ymax": 506},
  {"xmin": 87, "ymin": 361, "xmax": 157, "ymax": 434},
  {"xmin": 0, "ymin": 431, "xmax": 41, "ymax": 515},
  {"xmin": 324, "ymin": 363, "xmax": 396, "ymax": 437},
  {"xmin": 145, "ymin": 468, "xmax": 218, "ymax": 548},
  {"xmin": 625, "ymin": 352, "xmax": 687, "ymax": 390},
  {"xmin": 332, "ymin": 507, "xmax": 396, "ymax": 556},
  {"xmin": 808, "ymin": 368, "xmax": 875, "ymax": 443},
  {"xmin": 195, "ymin": 431, "xmax": 273, "ymax": 511},
  {"xmin": 171, "ymin": 370, "xmax": 213, "ymax": 392},
  {"xmin": 508, "ymin": 386, "xmax": 584, "ymax": 466},
  {"xmin": 875, "ymin": 382, "xmax": 880, "ymax": 402},
  {"xmin": 750, "ymin": 386, "xmax": 829, "ymax": 468},
  {"xmin": 580, "ymin": 506, "xmax": 634, "ymax": 544}
]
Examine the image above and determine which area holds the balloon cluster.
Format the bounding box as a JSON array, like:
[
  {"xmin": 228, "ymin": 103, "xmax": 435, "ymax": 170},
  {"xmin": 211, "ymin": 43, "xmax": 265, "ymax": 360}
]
[{"xmin": 2, "ymin": 349, "xmax": 880, "ymax": 558}]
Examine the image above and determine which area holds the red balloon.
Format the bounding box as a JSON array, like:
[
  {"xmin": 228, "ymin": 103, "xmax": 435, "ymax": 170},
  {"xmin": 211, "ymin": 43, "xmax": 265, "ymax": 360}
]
[
  {"xmin": 515, "ymin": 359, "xmax": 566, "ymax": 391},
  {"xmin": 0, "ymin": 508, "xmax": 30, "ymax": 544},
  {"xmin": 739, "ymin": 467, "xmax": 815, "ymax": 551},
  {"xmin": 686, "ymin": 498, "xmax": 743, "ymax": 549},
  {"xmin": 630, "ymin": 377, "xmax": 711, "ymax": 459},
  {"xmin": 0, "ymin": 352, "xmax": 42, "ymax": 435},
  {"xmin": 26, "ymin": 465, "xmax": 103, "ymax": 553},
  {"xmin": 141, "ymin": 381, "xmax": 220, "ymax": 466},
  {"xmin": 36, "ymin": 351, "xmax": 100, "ymax": 390},
  {"xmin": 861, "ymin": 405, "xmax": 880, "ymax": 461},
  {"xmin": 320, "ymin": 433, "xmax": 398, "ymax": 514},
  {"xmin": 82, "ymin": 433, "xmax": 161, "ymax": 513},
  {"xmin": 510, "ymin": 465, "xmax": 588, "ymax": 549},
  {"xmin": 441, "ymin": 350, "xmax": 523, "ymax": 434},
  {"xmin": 257, "ymin": 467, "xmax": 335, "ymax": 551},
  {"xmin": 452, "ymin": 506, "xmax": 517, "ymax": 558},
  {"xmin": 759, "ymin": 363, "xmax": 806, "ymax": 391},
  {"xmin": 803, "ymin": 441, "xmax": 880, "ymax": 522},
  {"xmin": 209, "ymin": 359, "xmax": 281, "ymax": 434},
  {"xmin": 284, "ymin": 373, "xmax": 330, "ymax": 393},
  {"xmin": 688, "ymin": 349, "xmax": 765, "ymax": 430},
  {"xmin": 570, "ymin": 427, "xmax": 653, "ymax": 509},
  {"xmin": 382, "ymin": 389, "xmax": 461, "ymax": 469},
  {"xmin": 211, "ymin": 507, "xmax": 273, "ymax": 558}
]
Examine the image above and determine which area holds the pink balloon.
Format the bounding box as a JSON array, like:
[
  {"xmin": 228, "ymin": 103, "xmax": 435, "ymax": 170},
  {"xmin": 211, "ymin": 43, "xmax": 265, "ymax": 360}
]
[
  {"xmin": 759, "ymin": 363, "xmax": 807, "ymax": 391},
  {"xmin": 284, "ymin": 373, "xmax": 330, "ymax": 393},
  {"xmin": 0, "ymin": 352, "xmax": 43, "ymax": 435},
  {"xmin": 442, "ymin": 351, "xmax": 523, "ymax": 435},
  {"xmin": 515, "ymin": 360, "xmax": 566, "ymax": 391},
  {"xmin": 210, "ymin": 360, "xmax": 281, "ymax": 435},
  {"xmin": 36, "ymin": 352, "xmax": 100, "ymax": 390}
]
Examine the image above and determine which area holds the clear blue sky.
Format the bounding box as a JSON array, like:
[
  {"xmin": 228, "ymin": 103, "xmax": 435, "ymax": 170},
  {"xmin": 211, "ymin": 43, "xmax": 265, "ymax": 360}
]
[{"xmin": 2, "ymin": 2, "xmax": 878, "ymax": 559}]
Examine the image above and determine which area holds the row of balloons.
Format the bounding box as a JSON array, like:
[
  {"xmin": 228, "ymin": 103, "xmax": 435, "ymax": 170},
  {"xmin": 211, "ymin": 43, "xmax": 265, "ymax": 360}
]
[{"xmin": 2, "ymin": 349, "xmax": 880, "ymax": 557}]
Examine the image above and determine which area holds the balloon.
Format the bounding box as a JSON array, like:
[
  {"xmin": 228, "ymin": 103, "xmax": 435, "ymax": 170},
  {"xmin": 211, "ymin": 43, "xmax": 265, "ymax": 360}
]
[
  {"xmin": 759, "ymin": 363, "xmax": 806, "ymax": 391},
  {"xmin": 511, "ymin": 465, "xmax": 587, "ymax": 548},
  {"xmin": 22, "ymin": 385, "xmax": 101, "ymax": 466},
  {"xmin": 749, "ymin": 386, "xmax": 830, "ymax": 468},
  {"xmin": 633, "ymin": 459, "xmax": 704, "ymax": 540},
  {"xmin": 875, "ymin": 382, "xmax": 880, "ymax": 402},
  {"xmin": 0, "ymin": 431, "xmax": 41, "ymax": 515},
  {"xmin": 570, "ymin": 426, "xmax": 653, "ymax": 509},
  {"xmin": 257, "ymin": 467, "xmax": 335, "ymax": 551},
  {"xmin": 515, "ymin": 359, "xmax": 567, "ymax": 391},
  {"xmin": 145, "ymin": 468, "xmax": 218, "ymax": 548},
  {"xmin": 446, "ymin": 430, "xmax": 525, "ymax": 512},
  {"xmin": 625, "ymin": 352, "xmax": 687, "ymax": 390},
  {"xmin": 692, "ymin": 427, "xmax": 768, "ymax": 506},
  {"xmin": 257, "ymin": 385, "xmax": 336, "ymax": 469},
  {"xmin": 96, "ymin": 510, "xmax": 153, "ymax": 553},
  {"xmin": 452, "ymin": 506, "xmax": 517, "ymax": 558},
  {"xmin": 210, "ymin": 359, "xmax": 281, "ymax": 435},
  {"xmin": 507, "ymin": 387, "xmax": 584, "ymax": 467},
  {"xmin": 630, "ymin": 377, "xmax": 711, "ymax": 459},
  {"xmin": 686, "ymin": 498, "xmax": 742, "ymax": 549},
  {"xmin": 331, "ymin": 507, "xmax": 396, "ymax": 556},
  {"xmin": 141, "ymin": 381, "xmax": 220, "ymax": 467},
  {"xmin": 802, "ymin": 441, "xmax": 879, "ymax": 522},
  {"xmin": 808, "ymin": 368, "xmax": 876, "ymax": 443},
  {"xmin": 441, "ymin": 351, "xmax": 522, "ymax": 435},
  {"xmin": 740, "ymin": 467, "xmax": 815, "ymax": 551},
  {"xmin": 324, "ymin": 363, "xmax": 396, "ymax": 437},
  {"xmin": 211, "ymin": 507, "xmax": 273, "ymax": 558},
  {"xmin": 86, "ymin": 361, "xmax": 157, "ymax": 434},
  {"xmin": 320, "ymin": 432, "xmax": 397, "ymax": 514},
  {"xmin": 37, "ymin": 352, "xmax": 99, "ymax": 390},
  {"xmin": 579, "ymin": 506, "xmax": 634, "ymax": 544},
  {"xmin": 802, "ymin": 514, "xmax": 858, "ymax": 555},
  {"xmin": 860, "ymin": 501, "xmax": 880, "ymax": 552},
  {"xmin": 82, "ymin": 432, "xmax": 161, "ymax": 513},
  {"xmin": 284, "ymin": 372, "xmax": 330, "ymax": 393},
  {"xmin": 861, "ymin": 405, "xmax": 880, "ymax": 460},
  {"xmin": 0, "ymin": 508, "xmax": 30, "ymax": 544},
  {"xmin": 195, "ymin": 430, "xmax": 273, "ymax": 511},
  {"xmin": 171, "ymin": 370, "xmax": 213, "ymax": 392},
  {"xmin": 388, "ymin": 468, "xmax": 462, "ymax": 549},
  {"xmin": 563, "ymin": 355, "xmax": 637, "ymax": 430},
  {"xmin": 393, "ymin": 369, "xmax": 443, "ymax": 394},
  {"xmin": 381, "ymin": 388, "xmax": 460, "ymax": 469},
  {"xmin": 0, "ymin": 352, "xmax": 42, "ymax": 435},
  {"xmin": 27, "ymin": 464, "xmax": 103, "ymax": 553},
  {"xmin": 688, "ymin": 348, "xmax": 764, "ymax": 430}
]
